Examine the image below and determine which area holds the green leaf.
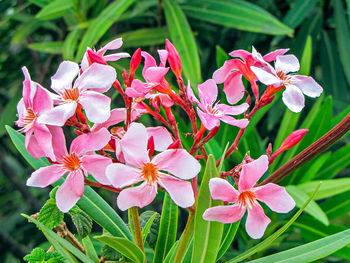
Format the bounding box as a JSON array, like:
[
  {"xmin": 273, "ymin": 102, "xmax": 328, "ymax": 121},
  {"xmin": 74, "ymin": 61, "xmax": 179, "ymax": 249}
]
[
  {"xmin": 76, "ymin": 0, "xmax": 136, "ymax": 60},
  {"xmin": 321, "ymin": 191, "xmax": 350, "ymax": 220},
  {"xmin": 335, "ymin": 0, "xmax": 350, "ymax": 86},
  {"xmin": 140, "ymin": 211, "xmax": 160, "ymax": 248},
  {"xmin": 298, "ymin": 152, "xmax": 331, "ymax": 183},
  {"xmin": 82, "ymin": 236, "xmax": 99, "ymax": 263},
  {"xmin": 153, "ymin": 193, "xmax": 178, "ymax": 263},
  {"xmin": 29, "ymin": 42, "xmax": 63, "ymax": 54},
  {"xmin": 141, "ymin": 212, "xmax": 158, "ymax": 243},
  {"xmin": 0, "ymin": 95, "xmax": 21, "ymax": 136},
  {"xmin": 192, "ymin": 154, "xmax": 223, "ymax": 263},
  {"xmin": 286, "ymin": 185, "xmax": 329, "ymax": 225},
  {"xmin": 299, "ymin": 35, "xmax": 312, "ymax": 76},
  {"xmin": 45, "ymin": 250, "xmax": 65, "ymax": 263},
  {"xmin": 298, "ymin": 178, "xmax": 350, "ymax": 200},
  {"xmin": 63, "ymin": 29, "xmax": 82, "ymax": 61},
  {"xmin": 216, "ymin": 45, "xmax": 230, "ymax": 68},
  {"xmin": 113, "ymin": 27, "xmax": 170, "ymax": 48},
  {"xmin": 94, "ymin": 235, "xmax": 145, "ymax": 263},
  {"xmin": 182, "ymin": 0, "xmax": 293, "ymax": 36},
  {"xmin": 70, "ymin": 209, "xmax": 93, "ymax": 239},
  {"xmin": 217, "ymin": 221, "xmax": 240, "ymax": 261},
  {"xmin": 38, "ymin": 199, "xmax": 64, "ymax": 229},
  {"xmin": 22, "ymin": 214, "xmax": 93, "ymax": 263},
  {"xmin": 227, "ymin": 182, "xmax": 321, "ymax": 263},
  {"xmin": 163, "ymin": 0, "xmax": 202, "ymax": 87},
  {"xmin": 24, "ymin": 247, "xmax": 46, "ymax": 262},
  {"xmin": 36, "ymin": 0, "xmax": 74, "ymax": 20},
  {"xmin": 247, "ymin": 229, "xmax": 350, "ymax": 263}
]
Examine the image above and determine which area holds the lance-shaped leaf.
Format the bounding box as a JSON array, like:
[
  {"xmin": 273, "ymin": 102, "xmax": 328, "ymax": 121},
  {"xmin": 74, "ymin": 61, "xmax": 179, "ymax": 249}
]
[
  {"xmin": 217, "ymin": 221, "xmax": 240, "ymax": 261},
  {"xmin": 35, "ymin": 0, "xmax": 74, "ymax": 20}
]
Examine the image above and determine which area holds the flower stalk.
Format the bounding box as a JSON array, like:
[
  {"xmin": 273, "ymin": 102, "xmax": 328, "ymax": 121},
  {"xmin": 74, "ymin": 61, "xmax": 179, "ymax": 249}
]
[{"xmin": 129, "ymin": 206, "xmax": 145, "ymax": 252}]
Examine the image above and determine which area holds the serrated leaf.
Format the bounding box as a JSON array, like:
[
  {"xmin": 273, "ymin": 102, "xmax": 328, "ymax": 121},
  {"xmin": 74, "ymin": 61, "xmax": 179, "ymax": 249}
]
[
  {"xmin": 49, "ymin": 186, "xmax": 59, "ymax": 200},
  {"xmin": 95, "ymin": 235, "xmax": 145, "ymax": 263},
  {"xmin": 24, "ymin": 248, "xmax": 46, "ymax": 262},
  {"xmin": 70, "ymin": 209, "xmax": 93, "ymax": 239},
  {"xmin": 192, "ymin": 155, "xmax": 223, "ymax": 263},
  {"xmin": 100, "ymin": 244, "xmax": 121, "ymax": 261},
  {"xmin": 182, "ymin": 0, "xmax": 293, "ymax": 36},
  {"xmin": 36, "ymin": 0, "xmax": 74, "ymax": 20},
  {"xmin": 163, "ymin": 0, "xmax": 202, "ymax": 87},
  {"xmin": 45, "ymin": 251, "xmax": 65, "ymax": 263},
  {"xmin": 140, "ymin": 211, "xmax": 159, "ymax": 244},
  {"xmin": 38, "ymin": 199, "xmax": 64, "ymax": 229}
]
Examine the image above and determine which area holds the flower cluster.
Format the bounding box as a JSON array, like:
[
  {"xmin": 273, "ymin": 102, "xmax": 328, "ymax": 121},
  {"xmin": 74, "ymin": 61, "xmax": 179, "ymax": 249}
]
[{"xmin": 16, "ymin": 38, "xmax": 321, "ymax": 238}]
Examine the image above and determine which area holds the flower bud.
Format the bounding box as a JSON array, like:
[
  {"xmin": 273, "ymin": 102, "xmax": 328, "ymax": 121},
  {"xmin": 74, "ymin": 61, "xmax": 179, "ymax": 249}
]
[
  {"xmin": 87, "ymin": 49, "xmax": 107, "ymax": 66},
  {"xmin": 165, "ymin": 39, "xmax": 182, "ymax": 78},
  {"xmin": 129, "ymin": 48, "xmax": 141, "ymax": 78},
  {"xmin": 280, "ymin": 129, "xmax": 309, "ymax": 150}
]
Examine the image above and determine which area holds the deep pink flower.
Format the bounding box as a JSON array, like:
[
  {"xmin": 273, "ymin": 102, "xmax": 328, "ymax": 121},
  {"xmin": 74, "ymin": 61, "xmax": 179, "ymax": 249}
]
[
  {"xmin": 26, "ymin": 128, "xmax": 112, "ymax": 212},
  {"xmin": 38, "ymin": 61, "xmax": 116, "ymax": 126},
  {"xmin": 16, "ymin": 67, "xmax": 62, "ymax": 161},
  {"xmin": 187, "ymin": 79, "xmax": 249, "ymax": 130},
  {"xmin": 81, "ymin": 38, "xmax": 130, "ymax": 71},
  {"xmin": 213, "ymin": 47, "xmax": 289, "ymax": 103},
  {"xmin": 203, "ymin": 155, "xmax": 295, "ymax": 239},
  {"xmin": 106, "ymin": 123, "xmax": 200, "ymax": 210},
  {"xmin": 251, "ymin": 55, "xmax": 323, "ymax": 112}
]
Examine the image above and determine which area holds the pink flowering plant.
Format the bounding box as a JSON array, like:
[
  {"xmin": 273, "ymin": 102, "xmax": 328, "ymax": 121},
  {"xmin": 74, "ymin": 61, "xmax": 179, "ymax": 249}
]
[{"xmin": 7, "ymin": 36, "xmax": 350, "ymax": 263}]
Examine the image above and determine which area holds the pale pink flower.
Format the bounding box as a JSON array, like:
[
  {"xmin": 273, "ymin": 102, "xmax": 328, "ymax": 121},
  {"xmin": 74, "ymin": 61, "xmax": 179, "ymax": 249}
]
[
  {"xmin": 16, "ymin": 67, "xmax": 62, "ymax": 161},
  {"xmin": 38, "ymin": 61, "xmax": 116, "ymax": 126},
  {"xmin": 126, "ymin": 50, "xmax": 171, "ymax": 98},
  {"xmin": 187, "ymin": 79, "xmax": 249, "ymax": 130},
  {"xmin": 106, "ymin": 123, "xmax": 200, "ymax": 210},
  {"xmin": 203, "ymin": 155, "xmax": 295, "ymax": 239},
  {"xmin": 26, "ymin": 128, "xmax": 112, "ymax": 212},
  {"xmin": 213, "ymin": 47, "xmax": 289, "ymax": 103},
  {"xmin": 251, "ymin": 55, "xmax": 323, "ymax": 112},
  {"xmin": 81, "ymin": 38, "xmax": 130, "ymax": 71}
]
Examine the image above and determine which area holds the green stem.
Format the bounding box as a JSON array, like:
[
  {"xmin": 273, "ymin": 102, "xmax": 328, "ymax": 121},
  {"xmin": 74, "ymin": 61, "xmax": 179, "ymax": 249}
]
[
  {"xmin": 173, "ymin": 212, "xmax": 194, "ymax": 263},
  {"xmin": 129, "ymin": 207, "xmax": 144, "ymax": 252}
]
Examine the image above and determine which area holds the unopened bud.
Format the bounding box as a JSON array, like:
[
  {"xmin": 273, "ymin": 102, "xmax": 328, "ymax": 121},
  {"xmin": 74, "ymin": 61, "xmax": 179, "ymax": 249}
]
[
  {"xmin": 147, "ymin": 136, "xmax": 155, "ymax": 158},
  {"xmin": 87, "ymin": 49, "xmax": 107, "ymax": 66},
  {"xmin": 168, "ymin": 139, "xmax": 181, "ymax": 149},
  {"xmin": 165, "ymin": 39, "xmax": 182, "ymax": 78},
  {"xmin": 280, "ymin": 129, "xmax": 308, "ymax": 150},
  {"xmin": 129, "ymin": 48, "xmax": 141, "ymax": 77}
]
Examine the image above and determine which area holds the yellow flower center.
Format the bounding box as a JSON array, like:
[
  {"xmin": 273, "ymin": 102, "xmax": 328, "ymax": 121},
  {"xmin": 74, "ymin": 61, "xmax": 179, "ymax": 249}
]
[
  {"xmin": 141, "ymin": 163, "xmax": 159, "ymax": 184},
  {"xmin": 237, "ymin": 190, "xmax": 256, "ymax": 209},
  {"xmin": 23, "ymin": 107, "xmax": 37, "ymax": 130},
  {"xmin": 62, "ymin": 153, "xmax": 81, "ymax": 172},
  {"xmin": 62, "ymin": 87, "xmax": 80, "ymax": 102}
]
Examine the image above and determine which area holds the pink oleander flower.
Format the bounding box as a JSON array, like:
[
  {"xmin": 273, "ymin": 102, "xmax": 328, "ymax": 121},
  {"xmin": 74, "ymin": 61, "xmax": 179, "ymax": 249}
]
[
  {"xmin": 187, "ymin": 79, "xmax": 249, "ymax": 130},
  {"xmin": 203, "ymin": 155, "xmax": 295, "ymax": 239},
  {"xmin": 126, "ymin": 50, "xmax": 172, "ymax": 98},
  {"xmin": 250, "ymin": 55, "xmax": 323, "ymax": 112},
  {"xmin": 26, "ymin": 128, "xmax": 112, "ymax": 212},
  {"xmin": 38, "ymin": 61, "xmax": 116, "ymax": 126},
  {"xmin": 213, "ymin": 47, "xmax": 289, "ymax": 103},
  {"xmin": 16, "ymin": 67, "xmax": 62, "ymax": 161},
  {"xmin": 81, "ymin": 38, "xmax": 130, "ymax": 71},
  {"xmin": 106, "ymin": 122, "xmax": 200, "ymax": 210}
]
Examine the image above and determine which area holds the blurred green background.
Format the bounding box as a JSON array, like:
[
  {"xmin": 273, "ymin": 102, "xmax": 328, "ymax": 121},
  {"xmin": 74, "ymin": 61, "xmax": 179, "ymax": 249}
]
[{"xmin": 0, "ymin": 0, "xmax": 349, "ymax": 262}]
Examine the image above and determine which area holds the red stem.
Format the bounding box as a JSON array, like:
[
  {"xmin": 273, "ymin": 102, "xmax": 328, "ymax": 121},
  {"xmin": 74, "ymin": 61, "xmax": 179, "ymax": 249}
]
[{"xmin": 84, "ymin": 178, "xmax": 121, "ymax": 193}]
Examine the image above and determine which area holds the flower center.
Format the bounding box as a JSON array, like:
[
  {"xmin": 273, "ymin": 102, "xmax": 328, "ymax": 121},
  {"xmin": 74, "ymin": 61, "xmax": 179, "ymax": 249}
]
[
  {"xmin": 276, "ymin": 71, "xmax": 291, "ymax": 84},
  {"xmin": 207, "ymin": 105, "xmax": 222, "ymax": 117},
  {"xmin": 62, "ymin": 153, "xmax": 81, "ymax": 172},
  {"xmin": 237, "ymin": 190, "xmax": 256, "ymax": 209},
  {"xmin": 141, "ymin": 163, "xmax": 159, "ymax": 184},
  {"xmin": 62, "ymin": 87, "xmax": 80, "ymax": 102},
  {"xmin": 23, "ymin": 107, "xmax": 37, "ymax": 131}
]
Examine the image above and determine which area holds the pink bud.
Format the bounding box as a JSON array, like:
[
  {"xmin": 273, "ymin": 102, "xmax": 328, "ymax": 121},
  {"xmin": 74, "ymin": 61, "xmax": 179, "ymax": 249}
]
[
  {"xmin": 168, "ymin": 139, "xmax": 181, "ymax": 149},
  {"xmin": 280, "ymin": 129, "xmax": 308, "ymax": 150},
  {"xmin": 130, "ymin": 48, "xmax": 141, "ymax": 77},
  {"xmin": 147, "ymin": 136, "xmax": 155, "ymax": 158},
  {"xmin": 266, "ymin": 143, "xmax": 272, "ymax": 156},
  {"xmin": 165, "ymin": 39, "xmax": 182, "ymax": 78},
  {"xmin": 87, "ymin": 49, "xmax": 108, "ymax": 66}
]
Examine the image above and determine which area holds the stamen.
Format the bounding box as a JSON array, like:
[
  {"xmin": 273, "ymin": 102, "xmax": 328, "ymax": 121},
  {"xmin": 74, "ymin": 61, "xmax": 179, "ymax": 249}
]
[
  {"xmin": 141, "ymin": 163, "xmax": 159, "ymax": 184},
  {"xmin": 62, "ymin": 87, "xmax": 80, "ymax": 102},
  {"xmin": 20, "ymin": 107, "xmax": 37, "ymax": 132},
  {"xmin": 62, "ymin": 153, "xmax": 81, "ymax": 172},
  {"xmin": 237, "ymin": 190, "xmax": 256, "ymax": 209}
]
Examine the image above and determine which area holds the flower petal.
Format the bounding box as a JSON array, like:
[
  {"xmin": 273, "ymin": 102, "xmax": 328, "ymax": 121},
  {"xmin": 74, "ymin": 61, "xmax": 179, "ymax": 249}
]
[
  {"xmin": 144, "ymin": 67, "xmax": 169, "ymax": 84},
  {"xmin": 141, "ymin": 51, "xmax": 157, "ymax": 75},
  {"xmin": 219, "ymin": 115, "xmax": 249, "ymax": 129},
  {"xmin": 27, "ymin": 164, "xmax": 65, "ymax": 187},
  {"xmin": 213, "ymin": 59, "xmax": 239, "ymax": 83},
  {"xmin": 291, "ymin": 75, "xmax": 323, "ymax": 98},
  {"xmin": 246, "ymin": 203, "xmax": 271, "ymax": 239},
  {"xmin": 229, "ymin": 49, "xmax": 251, "ymax": 61},
  {"xmin": 103, "ymin": 53, "xmax": 130, "ymax": 61},
  {"xmin": 282, "ymin": 85, "xmax": 305, "ymax": 113},
  {"xmin": 158, "ymin": 49, "xmax": 168, "ymax": 67},
  {"xmin": 209, "ymin": 178, "xmax": 239, "ymax": 202},
  {"xmin": 186, "ymin": 81, "xmax": 201, "ymax": 106},
  {"xmin": 255, "ymin": 183, "xmax": 295, "ymax": 213},
  {"xmin": 126, "ymin": 79, "xmax": 151, "ymax": 98},
  {"xmin": 48, "ymin": 126, "xmax": 67, "ymax": 161},
  {"xmin": 117, "ymin": 182, "xmax": 157, "ymax": 211},
  {"xmin": 37, "ymin": 102, "xmax": 77, "ymax": 126},
  {"xmin": 250, "ymin": 66, "xmax": 281, "ymax": 86},
  {"xmin": 275, "ymin": 55, "xmax": 300, "ymax": 74},
  {"xmin": 239, "ymin": 155, "xmax": 268, "ymax": 191},
  {"xmin": 215, "ymin": 103, "xmax": 249, "ymax": 116},
  {"xmin": 79, "ymin": 90, "xmax": 111, "ymax": 123},
  {"xmin": 32, "ymin": 85, "xmax": 52, "ymax": 114},
  {"xmin": 21, "ymin": 66, "xmax": 35, "ymax": 108},
  {"xmin": 198, "ymin": 79, "xmax": 218, "ymax": 106},
  {"xmin": 146, "ymin": 126, "xmax": 173, "ymax": 151},
  {"xmin": 106, "ymin": 163, "xmax": 142, "ymax": 188},
  {"xmin": 56, "ymin": 171, "xmax": 85, "ymax": 213},
  {"xmin": 151, "ymin": 149, "xmax": 200, "ymax": 180},
  {"xmin": 203, "ymin": 205, "xmax": 245, "ymax": 224},
  {"xmin": 82, "ymin": 155, "xmax": 112, "ymax": 185},
  {"xmin": 98, "ymin": 38, "xmax": 123, "ymax": 55},
  {"xmin": 92, "ymin": 108, "xmax": 126, "ymax": 131},
  {"xmin": 70, "ymin": 127, "xmax": 110, "ymax": 155},
  {"xmin": 25, "ymin": 130, "xmax": 45, "ymax": 159},
  {"xmin": 263, "ymin": 48, "xmax": 289, "ymax": 62},
  {"xmin": 76, "ymin": 63, "xmax": 116, "ymax": 93},
  {"xmin": 119, "ymin": 122, "xmax": 149, "ymax": 167},
  {"xmin": 223, "ymin": 71, "xmax": 245, "ymax": 104},
  {"xmin": 197, "ymin": 108, "xmax": 220, "ymax": 130},
  {"xmin": 51, "ymin": 61, "xmax": 79, "ymax": 93},
  {"xmin": 158, "ymin": 173, "xmax": 194, "ymax": 208},
  {"xmin": 33, "ymin": 124, "xmax": 55, "ymax": 161}
]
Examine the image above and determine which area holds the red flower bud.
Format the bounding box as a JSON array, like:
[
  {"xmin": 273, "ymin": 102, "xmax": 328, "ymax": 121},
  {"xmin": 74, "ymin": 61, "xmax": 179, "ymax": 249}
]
[
  {"xmin": 147, "ymin": 136, "xmax": 155, "ymax": 158},
  {"xmin": 87, "ymin": 49, "xmax": 107, "ymax": 66},
  {"xmin": 129, "ymin": 48, "xmax": 141, "ymax": 77},
  {"xmin": 167, "ymin": 139, "xmax": 181, "ymax": 149},
  {"xmin": 165, "ymin": 39, "xmax": 182, "ymax": 78},
  {"xmin": 280, "ymin": 129, "xmax": 309, "ymax": 150}
]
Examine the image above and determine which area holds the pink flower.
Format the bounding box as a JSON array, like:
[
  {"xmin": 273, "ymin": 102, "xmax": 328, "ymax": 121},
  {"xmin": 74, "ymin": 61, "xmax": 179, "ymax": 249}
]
[
  {"xmin": 16, "ymin": 67, "xmax": 62, "ymax": 161},
  {"xmin": 213, "ymin": 47, "xmax": 289, "ymax": 103},
  {"xmin": 203, "ymin": 155, "xmax": 295, "ymax": 239},
  {"xmin": 38, "ymin": 61, "xmax": 116, "ymax": 126},
  {"xmin": 81, "ymin": 38, "xmax": 130, "ymax": 71},
  {"xmin": 106, "ymin": 123, "xmax": 200, "ymax": 210},
  {"xmin": 187, "ymin": 79, "xmax": 249, "ymax": 130},
  {"xmin": 165, "ymin": 39, "xmax": 182, "ymax": 78},
  {"xmin": 26, "ymin": 128, "xmax": 112, "ymax": 212},
  {"xmin": 251, "ymin": 55, "xmax": 323, "ymax": 112}
]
